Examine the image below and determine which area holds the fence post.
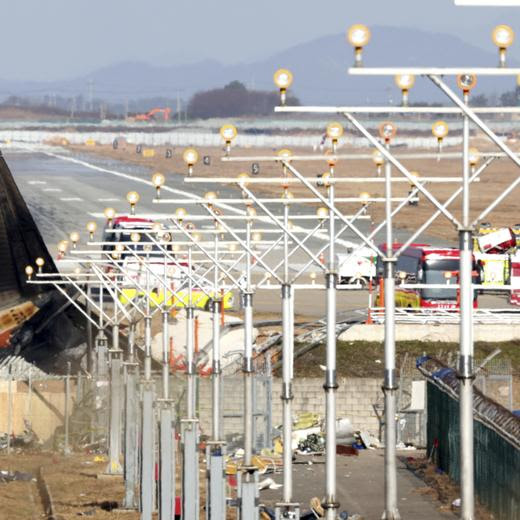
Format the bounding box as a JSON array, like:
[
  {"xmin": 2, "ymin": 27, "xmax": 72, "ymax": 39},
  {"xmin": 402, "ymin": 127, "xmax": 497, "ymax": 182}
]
[
  {"xmin": 64, "ymin": 362, "xmax": 71, "ymax": 455},
  {"xmin": 7, "ymin": 367, "xmax": 12, "ymax": 454}
]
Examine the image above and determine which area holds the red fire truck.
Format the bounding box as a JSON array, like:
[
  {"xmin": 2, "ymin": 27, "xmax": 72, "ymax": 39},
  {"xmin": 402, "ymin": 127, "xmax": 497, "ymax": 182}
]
[{"xmin": 376, "ymin": 244, "xmax": 480, "ymax": 309}]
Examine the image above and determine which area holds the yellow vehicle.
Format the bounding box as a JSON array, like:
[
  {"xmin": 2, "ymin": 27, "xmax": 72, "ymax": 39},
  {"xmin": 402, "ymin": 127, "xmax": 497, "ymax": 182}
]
[
  {"xmin": 119, "ymin": 288, "xmax": 234, "ymax": 310},
  {"xmin": 473, "ymin": 226, "xmax": 516, "ymax": 288}
]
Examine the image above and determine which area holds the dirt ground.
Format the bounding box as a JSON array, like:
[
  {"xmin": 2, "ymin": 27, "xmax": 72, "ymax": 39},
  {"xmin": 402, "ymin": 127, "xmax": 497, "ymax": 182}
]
[
  {"xmin": 67, "ymin": 136, "xmax": 520, "ymax": 243},
  {"xmin": 0, "ymin": 452, "xmax": 139, "ymax": 520},
  {"xmin": 0, "ymin": 448, "xmax": 498, "ymax": 520}
]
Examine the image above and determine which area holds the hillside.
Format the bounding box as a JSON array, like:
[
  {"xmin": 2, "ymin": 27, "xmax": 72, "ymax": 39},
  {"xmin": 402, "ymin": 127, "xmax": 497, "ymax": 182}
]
[{"xmin": 0, "ymin": 26, "xmax": 517, "ymax": 105}]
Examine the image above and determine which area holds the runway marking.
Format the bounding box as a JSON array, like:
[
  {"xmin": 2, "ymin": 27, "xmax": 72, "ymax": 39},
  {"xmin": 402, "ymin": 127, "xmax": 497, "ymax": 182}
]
[
  {"xmin": 27, "ymin": 180, "xmax": 47, "ymax": 185},
  {"xmin": 60, "ymin": 197, "xmax": 83, "ymax": 202},
  {"xmin": 27, "ymin": 146, "xmax": 358, "ymax": 249},
  {"xmin": 42, "ymin": 188, "xmax": 62, "ymax": 192},
  {"xmin": 98, "ymin": 197, "xmax": 119, "ymax": 202}
]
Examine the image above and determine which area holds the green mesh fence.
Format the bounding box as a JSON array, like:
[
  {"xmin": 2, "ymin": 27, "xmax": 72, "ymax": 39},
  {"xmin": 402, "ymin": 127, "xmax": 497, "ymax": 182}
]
[{"xmin": 427, "ymin": 382, "xmax": 520, "ymax": 520}]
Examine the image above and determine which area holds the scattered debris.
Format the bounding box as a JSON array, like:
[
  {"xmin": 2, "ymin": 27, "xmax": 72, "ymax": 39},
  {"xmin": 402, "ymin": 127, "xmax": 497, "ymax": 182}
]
[
  {"xmin": 0, "ymin": 421, "xmax": 40, "ymax": 451},
  {"xmin": 336, "ymin": 444, "xmax": 359, "ymax": 456},
  {"xmin": 258, "ymin": 477, "xmax": 282, "ymax": 491},
  {"xmin": 0, "ymin": 469, "xmax": 34, "ymax": 482},
  {"xmin": 297, "ymin": 433, "xmax": 325, "ymax": 454}
]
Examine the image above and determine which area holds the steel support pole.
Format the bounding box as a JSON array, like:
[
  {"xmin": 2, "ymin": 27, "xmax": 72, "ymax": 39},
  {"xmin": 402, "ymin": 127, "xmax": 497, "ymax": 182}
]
[
  {"xmin": 95, "ymin": 330, "xmax": 109, "ymax": 441},
  {"xmin": 207, "ymin": 231, "xmax": 226, "ymax": 519},
  {"xmin": 107, "ymin": 317, "xmax": 123, "ymax": 474},
  {"xmin": 159, "ymin": 402, "xmax": 174, "ymax": 520},
  {"xmin": 243, "ymin": 291, "xmax": 255, "ymax": 465},
  {"xmin": 241, "ymin": 221, "xmax": 258, "ymax": 519},
  {"xmin": 123, "ymin": 361, "xmax": 139, "ymax": 509},
  {"xmin": 182, "ymin": 420, "xmax": 200, "ymax": 520},
  {"xmin": 183, "ymin": 244, "xmax": 199, "ymax": 520},
  {"xmin": 324, "ymin": 179, "xmax": 338, "ymax": 520},
  {"xmin": 159, "ymin": 271, "xmax": 175, "ymax": 520},
  {"xmin": 275, "ymin": 283, "xmax": 300, "ymax": 518},
  {"xmin": 459, "ymin": 95, "xmax": 475, "ymax": 520},
  {"xmin": 141, "ymin": 262, "xmax": 156, "ymax": 520},
  {"xmin": 382, "ymin": 152, "xmax": 400, "ymax": 520},
  {"xmin": 141, "ymin": 378, "xmax": 155, "ymax": 520},
  {"xmin": 281, "ymin": 284, "xmax": 293, "ymax": 503},
  {"xmin": 206, "ymin": 443, "xmax": 226, "ymax": 520},
  {"xmin": 276, "ymin": 189, "xmax": 299, "ymax": 517}
]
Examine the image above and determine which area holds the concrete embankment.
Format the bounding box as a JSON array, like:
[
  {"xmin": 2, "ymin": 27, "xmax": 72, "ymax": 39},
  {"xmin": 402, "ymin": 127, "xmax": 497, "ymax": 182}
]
[{"xmin": 340, "ymin": 323, "xmax": 520, "ymax": 343}]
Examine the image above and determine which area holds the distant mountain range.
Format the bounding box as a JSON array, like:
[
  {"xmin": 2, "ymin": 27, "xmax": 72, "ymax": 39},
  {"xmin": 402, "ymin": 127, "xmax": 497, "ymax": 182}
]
[{"xmin": 0, "ymin": 26, "xmax": 517, "ymax": 106}]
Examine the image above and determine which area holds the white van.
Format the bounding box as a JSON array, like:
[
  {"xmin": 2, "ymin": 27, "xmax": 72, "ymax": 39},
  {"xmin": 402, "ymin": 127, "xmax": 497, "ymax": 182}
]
[{"xmin": 336, "ymin": 246, "xmax": 376, "ymax": 287}]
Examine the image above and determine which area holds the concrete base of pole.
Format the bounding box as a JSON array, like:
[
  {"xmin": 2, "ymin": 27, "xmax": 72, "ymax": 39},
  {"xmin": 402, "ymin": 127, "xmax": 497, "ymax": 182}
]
[
  {"xmin": 158, "ymin": 400, "xmax": 175, "ymax": 520},
  {"xmin": 382, "ymin": 386, "xmax": 400, "ymax": 520},
  {"xmin": 123, "ymin": 364, "xmax": 139, "ymax": 510},
  {"xmin": 275, "ymin": 503, "xmax": 301, "ymax": 519},
  {"xmin": 95, "ymin": 332, "xmax": 109, "ymax": 443},
  {"xmin": 182, "ymin": 420, "xmax": 199, "ymax": 520},
  {"xmin": 205, "ymin": 443, "xmax": 227, "ymax": 520},
  {"xmin": 140, "ymin": 381, "xmax": 155, "ymax": 520},
  {"xmin": 239, "ymin": 469, "xmax": 259, "ymax": 519}
]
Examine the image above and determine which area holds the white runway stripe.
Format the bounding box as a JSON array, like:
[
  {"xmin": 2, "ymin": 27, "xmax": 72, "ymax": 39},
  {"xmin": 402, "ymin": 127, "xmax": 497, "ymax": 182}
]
[
  {"xmin": 32, "ymin": 147, "xmax": 357, "ymax": 248},
  {"xmin": 60, "ymin": 197, "xmax": 83, "ymax": 202},
  {"xmin": 42, "ymin": 188, "xmax": 62, "ymax": 192}
]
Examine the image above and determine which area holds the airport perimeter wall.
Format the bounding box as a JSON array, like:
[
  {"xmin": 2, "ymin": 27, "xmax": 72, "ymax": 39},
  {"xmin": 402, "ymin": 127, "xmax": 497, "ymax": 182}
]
[
  {"xmin": 0, "ymin": 379, "xmax": 74, "ymax": 442},
  {"xmin": 190, "ymin": 376, "xmax": 383, "ymax": 442}
]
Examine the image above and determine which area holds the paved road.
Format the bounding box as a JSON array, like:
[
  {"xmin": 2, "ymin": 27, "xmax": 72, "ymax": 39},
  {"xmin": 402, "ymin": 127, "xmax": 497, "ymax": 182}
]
[
  {"xmin": 5, "ymin": 145, "xmax": 510, "ymax": 317},
  {"xmin": 3, "ymin": 146, "xmax": 375, "ymax": 317},
  {"xmin": 260, "ymin": 450, "xmax": 455, "ymax": 519}
]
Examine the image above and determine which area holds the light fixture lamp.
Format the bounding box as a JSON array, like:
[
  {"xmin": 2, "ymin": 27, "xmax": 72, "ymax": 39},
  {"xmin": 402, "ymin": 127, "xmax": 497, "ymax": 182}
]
[
  {"xmin": 347, "ymin": 24, "xmax": 371, "ymax": 67},
  {"xmin": 492, "ymin": 25, "xmax": 515, "ymax": 67},
  {"xmin": 219, "ymin": 124, "xmax": 238, "ymax": 155},
  {"xmin": 273, "ymin": 69, "xmax": 294, "ymax": 105},
  {"xmin": 394, "ymin": 74, "xmax": 415, "ymax": 106},
  {"xmin": 183, "ymin": 148, "xmax": 199, "ymax": 176}
]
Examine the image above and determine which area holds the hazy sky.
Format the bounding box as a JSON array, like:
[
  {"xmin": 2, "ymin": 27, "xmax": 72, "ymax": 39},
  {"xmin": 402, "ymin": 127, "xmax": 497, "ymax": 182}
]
[{"xmin": 4, "ymin": 0, "xmax": 520, "ymax": 81}]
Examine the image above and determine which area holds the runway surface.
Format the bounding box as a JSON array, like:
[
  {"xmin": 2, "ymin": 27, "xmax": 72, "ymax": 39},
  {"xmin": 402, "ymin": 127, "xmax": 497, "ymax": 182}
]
[{"xmin": 5, "ymin": 145, "xmax": 508, "ymax": 317}]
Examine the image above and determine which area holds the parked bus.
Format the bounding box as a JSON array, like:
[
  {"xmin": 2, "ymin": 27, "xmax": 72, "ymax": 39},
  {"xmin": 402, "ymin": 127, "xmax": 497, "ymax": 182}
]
[{"xmin": 376, "ymin": 244, "xmax": 480, "ymax": 309}]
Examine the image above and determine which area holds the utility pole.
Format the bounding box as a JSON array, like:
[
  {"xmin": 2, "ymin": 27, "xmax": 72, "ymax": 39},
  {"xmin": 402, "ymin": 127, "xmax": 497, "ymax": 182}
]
[{"xmin": 88, "ymin": 79, "xmax": 94, "ymax": 112}]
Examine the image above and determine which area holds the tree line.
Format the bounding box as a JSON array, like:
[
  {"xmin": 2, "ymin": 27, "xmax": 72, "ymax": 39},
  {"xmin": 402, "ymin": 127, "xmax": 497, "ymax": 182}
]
[{"xmin": 187, "ymin": 81, "xmax": 300, "ymax": 119}]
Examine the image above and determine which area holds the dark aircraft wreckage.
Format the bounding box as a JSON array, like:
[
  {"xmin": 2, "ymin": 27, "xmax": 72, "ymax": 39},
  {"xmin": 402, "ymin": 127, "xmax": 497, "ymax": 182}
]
[{"xmin": 0, "ymin": 152, "xmax": 87, "ymax": 374}]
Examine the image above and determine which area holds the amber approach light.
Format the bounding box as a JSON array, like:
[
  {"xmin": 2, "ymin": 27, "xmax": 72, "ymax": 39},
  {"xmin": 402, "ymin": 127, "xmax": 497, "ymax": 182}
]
[
  {"xmin": 25, "ymin": 265, "xmax": 34, "ymax": 279},
  {"xmin": 183, "ymin": 147, "xmax": 199, "ymax": 176},
  {"xmin": 273, "ymin": 68, "xmax": 293, "ymax": 105},
  {"xmin": 492, "ymin": 25, "xmax": 515, "ymax": 66},
  {"xmin": 394, "ymin": 74, "xmax": 415, "ymax": 106},
  {"xmin": 175, "ymin": 207, "xmax": 187, "ymax": 222},
  {"xmin": 126, "ymin": 191, "xmax": 140, "ymax": 215},
  {"xmin": 347, "ymin": 24, "xmax": 371, "ymax": 66}
]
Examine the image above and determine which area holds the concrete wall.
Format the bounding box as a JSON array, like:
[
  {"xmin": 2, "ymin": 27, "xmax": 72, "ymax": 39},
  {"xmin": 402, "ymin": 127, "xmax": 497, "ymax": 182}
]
[
  {"xmin": 272, "ymin": 377, "xmax": 383, "ymax": 436},
  {"xmin": 340, "ymin": 323, "xmax": 520, "ymax": 343},
  {"xmin": 170, "ymin": 376, "xmax": 384, "ymax": 441},
  {"xmin": 0, "ymin": 379, "xmax": 73, "ymax": 442}
]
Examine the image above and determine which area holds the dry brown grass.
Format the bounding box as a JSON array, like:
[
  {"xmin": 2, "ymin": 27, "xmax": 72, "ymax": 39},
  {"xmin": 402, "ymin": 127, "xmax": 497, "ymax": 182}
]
[{"xmin": 68, "ymin": 136, "xmax": 520, "ymax": 243}]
